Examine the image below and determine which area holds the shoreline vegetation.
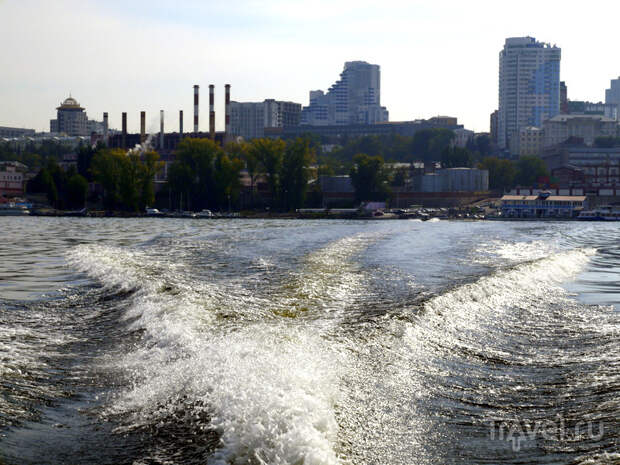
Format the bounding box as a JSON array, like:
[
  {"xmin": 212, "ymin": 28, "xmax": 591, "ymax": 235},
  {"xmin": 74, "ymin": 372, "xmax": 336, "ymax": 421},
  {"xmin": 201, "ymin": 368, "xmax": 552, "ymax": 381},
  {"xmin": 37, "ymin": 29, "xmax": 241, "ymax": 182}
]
[{"xmin": 3, "ymin": 131, "xmax": 557, "ymax": 218}]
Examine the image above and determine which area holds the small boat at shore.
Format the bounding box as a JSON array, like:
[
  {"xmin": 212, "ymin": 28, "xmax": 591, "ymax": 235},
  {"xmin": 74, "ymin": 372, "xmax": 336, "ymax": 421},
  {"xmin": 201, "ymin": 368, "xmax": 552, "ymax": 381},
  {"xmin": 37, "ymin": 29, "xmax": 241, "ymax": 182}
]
[
  {"xmin": 0, "ymin": 202, "xmax": 31, "ymax": 216},
  {"xmin": 578, "ymin": 205, "xmax": 620, "ymax": 221}
]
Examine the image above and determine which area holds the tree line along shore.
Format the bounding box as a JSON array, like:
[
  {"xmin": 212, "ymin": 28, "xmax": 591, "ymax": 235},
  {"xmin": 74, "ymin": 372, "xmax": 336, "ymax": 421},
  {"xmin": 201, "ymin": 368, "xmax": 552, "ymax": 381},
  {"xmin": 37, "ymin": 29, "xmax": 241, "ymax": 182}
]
[{"xmin": 2, "ymin": 129, "xmax": 557, "ymax": 214}]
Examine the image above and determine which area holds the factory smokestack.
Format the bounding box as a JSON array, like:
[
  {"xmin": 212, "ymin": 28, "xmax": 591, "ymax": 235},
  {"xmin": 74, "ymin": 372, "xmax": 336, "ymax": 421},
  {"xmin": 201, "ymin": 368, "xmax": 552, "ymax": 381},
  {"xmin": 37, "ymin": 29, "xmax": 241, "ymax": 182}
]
[
  {"xmin": 179, "ymin": 110, "xmax": 184, "ymax": 139},
  {"xmin": 193, "ymin": 85, "xmax": 199, "ymax": 133},
  {"xmin": 122, "ymin": 112, "xmax": 127, "ymax": 149},
  {"xmin": 103, "ymin": 112, "xmax": 109, "ymax": 145},
  {"xmin": 209, "ymin": 84, "xmax": 215, "ymax": 139},
  {"xmin": 140, "ymin": 111, "xmax": 146, "ymax": 144},
  {"xmin": 225, "ymin": 84, "xmax": 230, "ymax": 139},
  {"xmin": 160, "ymin": 110, "xmax": 164, "ymax": 150}
]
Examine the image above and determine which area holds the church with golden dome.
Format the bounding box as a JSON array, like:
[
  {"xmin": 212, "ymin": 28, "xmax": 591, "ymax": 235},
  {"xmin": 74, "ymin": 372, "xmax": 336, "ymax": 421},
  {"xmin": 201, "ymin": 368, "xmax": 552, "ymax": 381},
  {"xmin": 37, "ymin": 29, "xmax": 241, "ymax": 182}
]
[{"xmin": 50, "ymin": 95, "xmax": 103, "ymax": 136}]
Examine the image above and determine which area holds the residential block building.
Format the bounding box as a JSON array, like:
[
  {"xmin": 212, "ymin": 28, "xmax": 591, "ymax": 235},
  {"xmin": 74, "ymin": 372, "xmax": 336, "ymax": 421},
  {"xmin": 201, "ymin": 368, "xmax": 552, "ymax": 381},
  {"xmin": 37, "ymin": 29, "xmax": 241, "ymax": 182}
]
[
  {"xmin": 519, "ymin": 126, "xmax": 544, "ymax": 156},
  {"xmin": 229, "ymin": 99, "xmax": 301, "ymax": 140}
]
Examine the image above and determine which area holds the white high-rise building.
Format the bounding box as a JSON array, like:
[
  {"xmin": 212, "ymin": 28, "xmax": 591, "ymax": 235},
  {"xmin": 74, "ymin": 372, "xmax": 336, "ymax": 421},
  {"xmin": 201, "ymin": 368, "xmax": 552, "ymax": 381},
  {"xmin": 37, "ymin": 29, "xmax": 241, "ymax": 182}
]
[
  {"xmin": 498, "ymin": 37, "xmax": 561, "ymax": 154},
  {"xmin": 301, "ymin": 61, "xmax": 389, "ymax": 126}
]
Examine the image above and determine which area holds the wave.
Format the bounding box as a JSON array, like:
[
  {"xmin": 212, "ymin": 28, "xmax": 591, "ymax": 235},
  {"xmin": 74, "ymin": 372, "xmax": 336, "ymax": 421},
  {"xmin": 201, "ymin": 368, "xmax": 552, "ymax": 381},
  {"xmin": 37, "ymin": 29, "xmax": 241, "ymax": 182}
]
[{"xmin": 67, "ymin": 233, "xmax": 379, "ymax": 464}]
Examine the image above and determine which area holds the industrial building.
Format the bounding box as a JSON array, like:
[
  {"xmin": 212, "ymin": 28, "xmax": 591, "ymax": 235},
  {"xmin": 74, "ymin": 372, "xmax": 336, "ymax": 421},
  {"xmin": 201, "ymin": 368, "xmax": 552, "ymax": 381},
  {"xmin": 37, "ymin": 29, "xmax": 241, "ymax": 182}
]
[{"xmin": 301, "ymin": 61, "xmax": 389, "ymax": 126}]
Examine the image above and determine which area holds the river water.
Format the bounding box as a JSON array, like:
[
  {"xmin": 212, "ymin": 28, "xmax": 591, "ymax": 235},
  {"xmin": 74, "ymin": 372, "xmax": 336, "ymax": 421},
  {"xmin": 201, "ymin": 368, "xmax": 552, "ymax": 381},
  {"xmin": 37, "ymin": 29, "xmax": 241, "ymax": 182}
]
[{"xmin": 0, "ymin": 218, "xmax": 618, "ymax": 464}]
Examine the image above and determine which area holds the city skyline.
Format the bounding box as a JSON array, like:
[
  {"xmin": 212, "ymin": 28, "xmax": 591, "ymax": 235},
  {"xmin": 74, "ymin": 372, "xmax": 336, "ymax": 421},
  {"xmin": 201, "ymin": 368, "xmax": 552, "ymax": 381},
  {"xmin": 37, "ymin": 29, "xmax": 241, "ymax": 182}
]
[{"xmin": 2, "ymin": 0, "xmax": 620, "ymax": 134}]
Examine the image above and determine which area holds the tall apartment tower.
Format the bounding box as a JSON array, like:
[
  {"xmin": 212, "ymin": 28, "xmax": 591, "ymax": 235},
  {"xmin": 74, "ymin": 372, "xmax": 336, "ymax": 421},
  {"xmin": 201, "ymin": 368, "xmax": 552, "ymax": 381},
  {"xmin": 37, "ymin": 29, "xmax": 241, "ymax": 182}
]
[
  {"xmin": 498, "ymin": 37, "xmax": 561, "ymax": 154},
  {"xmin": 301, "ymin": 61, "xmax": 389, "ymax": 126},
  {"xmin": 605, "ymin": 77, "xmax": 620, "ymax": 104}
]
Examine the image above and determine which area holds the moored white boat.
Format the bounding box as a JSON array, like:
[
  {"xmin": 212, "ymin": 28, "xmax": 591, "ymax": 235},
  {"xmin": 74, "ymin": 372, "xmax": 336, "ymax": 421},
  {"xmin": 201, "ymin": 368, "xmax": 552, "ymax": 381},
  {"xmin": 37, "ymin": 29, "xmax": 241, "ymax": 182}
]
[
  {"xmin": 577, "ymin": 205, "xmax": 620, "ymax": 221},
  {"xmin": 0, "ymin": 202, "xmax": 30, "ymax": 216}
]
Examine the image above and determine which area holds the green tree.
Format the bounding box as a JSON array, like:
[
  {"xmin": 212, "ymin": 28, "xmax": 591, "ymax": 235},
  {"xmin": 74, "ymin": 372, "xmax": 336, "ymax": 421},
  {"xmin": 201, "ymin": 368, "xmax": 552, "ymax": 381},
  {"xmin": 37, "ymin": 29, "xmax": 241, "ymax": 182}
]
[
  {"xmin": 91, "ymin": 148, "xmax": 162, "ymax": 211},
  {"xmin": 350, "ymin": 153, "xmax": 390, "ymax": 202},
  {"xmin": 91, "ymin": 149, "xmax": 125, "ymax": 209},
  {"xmin": 249, "ymin": 138, "xmax": 285, "ymax": 207},
  {"xmin": 474, "ymin": 134, "xmax": 492, "ymax": 158},
  {"xmin": 478, "ymin": 157, "xmax": 516, "ymax": 191},
  {"xmin": 441, "ymin": 146, "xmax": 474, "ymax": 168},
  {"xmin": 228, "ymin": 140, "xmax": 259, "ymax": 207},
  {"xmin": 214, "ymin": 151, "xmax": 243, "ymax": 210},
  {"xmin": 172, "ymin": 138, "xmax": 220, "ymax": 210},
  {"xmin": 66, "ymin": 173, "xmax": 88, "ymax": 209},
  {"xmin": 391, "ymin": 167, "xmax": 408, "ymax": 187},
  {"xmin": 41, "ymin": 168, "xmax": 59, "ymax": 207},
  {"xmin": 167, "ymin": 161, "xmax": 194, "ymax": 211},
  {"xmin": 515, "ymin": 155, "xmax": 549, "ymax": 187},
  {"xmin": 280, "ymin": 138, "xmax": 315, "ymax": 211},
  {"xmin": 411, "ymin": 129, "xmax": 455, "ymax": 162},
  {"xmin": 140, "ymin": 151, "xmax": 164, "ymax": 209}
]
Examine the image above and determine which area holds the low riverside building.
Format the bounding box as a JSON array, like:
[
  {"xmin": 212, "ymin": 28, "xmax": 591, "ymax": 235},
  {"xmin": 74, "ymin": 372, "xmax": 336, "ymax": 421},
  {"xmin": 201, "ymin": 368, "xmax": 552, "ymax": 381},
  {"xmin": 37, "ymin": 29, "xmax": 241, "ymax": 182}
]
[
  {"xmin": 0, "ymin": 161, "xmax": 26, "ymax": 198},
  {"xmin": 500, "ymin": 192, "xmax": 587, "ymax": 218}
]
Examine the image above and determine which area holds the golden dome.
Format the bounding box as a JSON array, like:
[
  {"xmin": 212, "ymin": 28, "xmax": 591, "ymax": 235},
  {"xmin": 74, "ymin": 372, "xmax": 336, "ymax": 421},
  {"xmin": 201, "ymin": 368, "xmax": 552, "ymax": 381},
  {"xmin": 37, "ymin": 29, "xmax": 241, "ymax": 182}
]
[{"xmin": 57, "ymin": 95, "xmax": 83, "ymax": 110}]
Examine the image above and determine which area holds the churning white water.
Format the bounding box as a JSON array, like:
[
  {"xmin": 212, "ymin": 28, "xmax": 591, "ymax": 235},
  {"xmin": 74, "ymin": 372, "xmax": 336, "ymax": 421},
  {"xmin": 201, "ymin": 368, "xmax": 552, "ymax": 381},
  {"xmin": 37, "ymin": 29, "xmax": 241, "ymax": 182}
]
[{"xmin": 1, "ymin": 218, "xmax": 619, "ymax": 464}]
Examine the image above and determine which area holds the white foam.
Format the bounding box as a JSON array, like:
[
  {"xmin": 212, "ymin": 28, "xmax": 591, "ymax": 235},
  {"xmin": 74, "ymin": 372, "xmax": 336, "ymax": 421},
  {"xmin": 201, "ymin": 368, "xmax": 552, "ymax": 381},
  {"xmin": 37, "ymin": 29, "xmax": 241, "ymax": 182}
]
[{"xmin": 70, "ymin": 234, "xmax": 378, "ymax": 464}]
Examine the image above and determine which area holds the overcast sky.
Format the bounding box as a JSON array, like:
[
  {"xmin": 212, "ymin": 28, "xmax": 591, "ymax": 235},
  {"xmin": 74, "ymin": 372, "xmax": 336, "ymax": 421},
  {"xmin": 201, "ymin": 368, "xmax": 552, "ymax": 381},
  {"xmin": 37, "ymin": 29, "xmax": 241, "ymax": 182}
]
[{"xmin": 1, "ymin": 0, "xmax": 619, "ymax": 133}]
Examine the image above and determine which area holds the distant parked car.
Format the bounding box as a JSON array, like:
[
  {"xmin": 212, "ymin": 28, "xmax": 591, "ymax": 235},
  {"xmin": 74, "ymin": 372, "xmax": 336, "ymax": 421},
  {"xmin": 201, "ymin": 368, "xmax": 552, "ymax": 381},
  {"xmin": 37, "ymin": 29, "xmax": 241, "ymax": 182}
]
[
  {"xmin": 196, "ymin": 209, "xmax": 213, "ymax": 218},
  {"xmin": 145, "ymin": 208, "xmax": 163, "ymax": 216}
]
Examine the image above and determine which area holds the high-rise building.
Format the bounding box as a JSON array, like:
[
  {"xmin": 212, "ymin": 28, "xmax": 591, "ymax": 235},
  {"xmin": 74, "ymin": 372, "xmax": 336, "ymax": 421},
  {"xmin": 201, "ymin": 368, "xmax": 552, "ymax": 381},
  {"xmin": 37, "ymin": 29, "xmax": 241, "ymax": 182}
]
[
  {"xmin": 560, "ymin": 81, "xmax": 568, "ymax": 114},
  {"xmin": 229, "ymin": 99, "xmax": 302, "ymax": 140},
  {"xmin": 490, "ymin": 110, "xmax": 499, "ymax": 144},
  {"xmin": 301, "ymin": 61, "xmax": 389, "ymax": 126},
  {"xmin": 605, "ymin": 77, "xmax": 620, "ymax": 104},
  {"xmin": 498, "ymin": 37, "xmax": 561, "ymax": 154},
  {"xmin": 50, "ymin": 95, "xmax": 103, "ymax": 136},
  {"xmin": 605, "ymin": 77, "xmax": 620, "ymax": 120}
]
